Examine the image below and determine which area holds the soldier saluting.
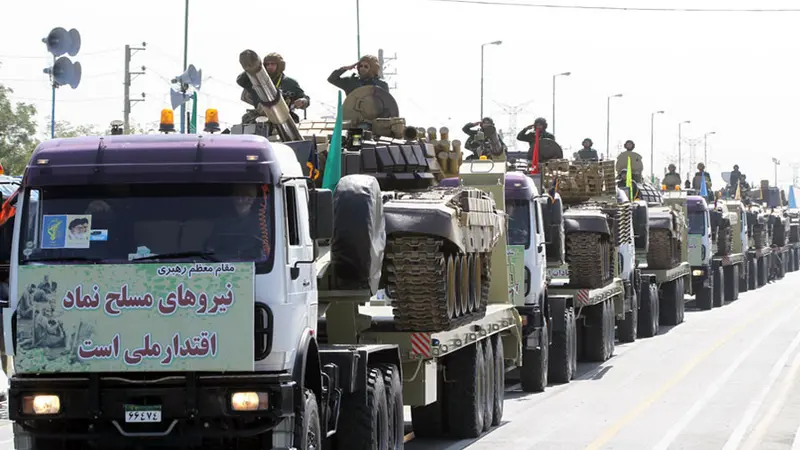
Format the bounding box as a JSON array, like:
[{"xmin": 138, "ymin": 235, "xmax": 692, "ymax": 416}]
[{"xmin": 327, "ymin": 55, "xmax": 389, "ymax": 95}]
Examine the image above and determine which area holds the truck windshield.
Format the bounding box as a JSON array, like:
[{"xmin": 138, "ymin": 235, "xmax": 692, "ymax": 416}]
[
  {"xmin": 18, "ymin": 183, "xmax": 275, "ymax": 272},
  {"xmin": 688, "ymin": 211, "xmax": 706, "ymax": 235},
  {"xmin": 506, "ymin": 199, "xmax": 530, "ymax": 248}
]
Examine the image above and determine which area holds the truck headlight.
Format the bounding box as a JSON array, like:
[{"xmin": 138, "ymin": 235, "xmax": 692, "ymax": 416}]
[
  {"xmin": 23, "ymin": 395, "xmax": 60, "ymax": 415},
  {"xmin": 692, "ymin": 269, "xmax": 704, "ymax": 276},
  {"xmin": 231, "ymin": 392, "xmax": 269, "ymax": 411}
]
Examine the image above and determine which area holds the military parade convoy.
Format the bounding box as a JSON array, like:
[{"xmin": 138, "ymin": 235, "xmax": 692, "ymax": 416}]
[{"xmin": 0, "ymin": 49, "xmax": 798, "ymax": 450}]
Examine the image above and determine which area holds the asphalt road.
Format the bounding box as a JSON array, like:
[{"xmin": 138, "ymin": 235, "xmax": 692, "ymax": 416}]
[
  {"xmin": 407, "ymin": 271, "xmax": 800, "ymax": 450},
  {"xmin": 3, "ymin": 273, "xmax": 800, "ymax": 449}
]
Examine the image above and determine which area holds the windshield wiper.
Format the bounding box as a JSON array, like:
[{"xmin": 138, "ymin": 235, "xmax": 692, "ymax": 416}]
[
  {"xmin": 25, "ymin": 256, "xmax": 104, "ymax": 264},
  {"xmin": 131, "ymin": 251, "xmax": 220, "ymax": 262}
]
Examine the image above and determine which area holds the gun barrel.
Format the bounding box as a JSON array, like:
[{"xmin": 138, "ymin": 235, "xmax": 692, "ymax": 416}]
[{"xmin": 238, "ymin": 50, "xmax": 302, "ymax": 142}]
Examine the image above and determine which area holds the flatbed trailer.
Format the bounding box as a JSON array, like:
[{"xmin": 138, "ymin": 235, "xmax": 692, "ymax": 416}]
[
  {"xmin": 640, "ymin": 262, "xmax": 691, "ymax": 326},
  {"xmin": 547, "ymin": 278, "xmax": 625, "ymax": 363}
]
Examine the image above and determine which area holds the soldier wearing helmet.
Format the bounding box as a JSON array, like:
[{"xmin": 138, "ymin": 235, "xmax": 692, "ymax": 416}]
[
  {"xmin": 663, "ymin": 164, "xmax": 681, "ymax": 190},
  {"xmin": 236, "ymin": 52, "xmax": 309, "ymax": 123},
  {"xmin": 576, "ymin": 138, "xmax": 599, "ymax": 161},
  {"xmin": 517, "ymin": 117, "xmax": 560, "ymax": 163},
  {"xmin": 327, "ymin": 55, "xmax": 389, "ymax": 95}
]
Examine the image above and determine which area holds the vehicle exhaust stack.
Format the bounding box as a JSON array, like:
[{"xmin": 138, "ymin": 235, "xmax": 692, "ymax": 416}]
[{"xmin": 238, "ymin": 49, "xmax": 302, "ymax": 142}]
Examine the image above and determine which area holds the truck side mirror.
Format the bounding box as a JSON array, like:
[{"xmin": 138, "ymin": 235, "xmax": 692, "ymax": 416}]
[{"xmin": 309, "ymin": 188, "xmax": 333, "ymax": 240}]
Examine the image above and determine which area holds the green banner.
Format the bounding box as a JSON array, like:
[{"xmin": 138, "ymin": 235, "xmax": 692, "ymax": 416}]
[
  {"xmin": 507, "ymin": 245, "xmax": 525, "ymax": 305},
  {"xmin": 14, "ymin": 263, "xmax": 254, "ymax": 373}
]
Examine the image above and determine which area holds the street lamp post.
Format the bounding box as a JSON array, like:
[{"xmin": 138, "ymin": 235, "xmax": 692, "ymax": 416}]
[
  {"xmin": 552, "ymin": 71, "xmax": 571, "ymax": 136},
  {"xmin": 703, "ymin": 131, "xmax": 716, "ymax": 164},
  {"xmin": 678, "ymin": 120, "xmax": 691, "ymax": 176},
  {"xmin": 606, "ymin": 93, "xmax": 623, "ymax": 159},
  {"xmin": 773, "ymin": 157, "xmax": 781, "ymax": 186},
  {"xmin": 180, "ymin": 0, "xmax": 189, "ymax": 134},
  {"xmin": 650, "ymin": 110, "xmax": 665, "ymax": 183},
  {"xmin": 480, "ymin": 40, "xmax": 502, "ymax": 119},
  {"xmin": 356, "ymin": 0, "xmax": 361, "ymax": 59}
]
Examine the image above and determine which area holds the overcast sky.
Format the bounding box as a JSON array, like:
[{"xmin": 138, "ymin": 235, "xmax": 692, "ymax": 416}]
[{"xmin": 2, "ymin": 0, "xmax": 799, "ymax": 188}]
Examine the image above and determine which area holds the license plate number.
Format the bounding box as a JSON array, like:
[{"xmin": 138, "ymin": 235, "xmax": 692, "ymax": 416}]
[
  {"xmin": 549, "ymin": 268, "xmax": 569, "ymax": 278},
  {"xmin": 124, "ymin": 405, "xmax": 162, "ymax": 423}
]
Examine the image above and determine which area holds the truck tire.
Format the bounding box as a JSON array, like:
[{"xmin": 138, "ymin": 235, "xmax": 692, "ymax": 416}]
[
  {"xmin": 481, "ymin": 338, "xmax": 494, "ymax": 432},
  {"xmin": 637, "ymin": 280, "xmax": 660, "ymax": 338},
  {"xmin": 445, "ymin": 341, "xmax": 486, "ymax": 438},
  {"xmin": 739, "ymin": 261, "xmax": 750, "ymax": 293},
  {"xmin": 748, "ymin": 258, "xmax": 757, "ymax": 290},
  {"xmin": 713, "ymin": 267, "xmax": 725, "ymax": 308},
  {"xmin": 585, "ymin": 299, "xmax": 615, "ymax": 362},
  {"xmin": 377, "ymin": 364, "xmax": 404, "ymax": 450},
  {"xmin": 757, "ymin": 257, "xmax": 767, "ymax": 287},
  {"xmin": 659, "ymin": 278, "xmax": 684, "ymax": 326},
  {"xmin": 617, "ymin": 281, "xmax": 638, "ymax": 343},
  {"xmin": 724, "ymin": 265, "xmax": 739, "ymax": 302},
  {"xmin": 337, "ymin": 367, "xmax": 390, "ymax": 449},
  {"xmin": 695, "ymin": 282, "xmax": 713, "ymax": 311},
  {"xmin": 549, "ymin": 306, "xmax": 577, "ymax": 383},
  {"xmin": 491, "ymin": 335, "xmax": 504, "ymax": 426},
  {"xmin": 299, "ymin": 389, "xmax": 322, "ymax": 450},
  {"xmin": 520, "ymin": 320, "xmax": 549, "ymax": 393}
]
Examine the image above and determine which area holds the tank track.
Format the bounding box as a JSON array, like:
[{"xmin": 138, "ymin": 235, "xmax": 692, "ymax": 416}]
[
  {"xmin": 647, "ymin": 229, "xmax": 677, "ymax": 269},
  {"xmin": 754, "ymin": 224, "xmax": 767, "ymax": 249},
  {"xmin": 715, "ymin": 224, "xmax": 732, "ymax": 256},
  {"xmin": 566, "ymin": 232, "xmax": 614, "ymax": 288},
  {"xmin": 385, "ymin": 236, "xmax": 488, "ymax": 331},
  {"xmin": 604, "ymin": 202, "xmax": 633, "ymax": 247}
]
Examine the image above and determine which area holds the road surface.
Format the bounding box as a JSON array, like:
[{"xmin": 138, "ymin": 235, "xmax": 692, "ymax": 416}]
[{"xmin": 407, "ymin": 272, "xmax": 800, "ymax": 450}]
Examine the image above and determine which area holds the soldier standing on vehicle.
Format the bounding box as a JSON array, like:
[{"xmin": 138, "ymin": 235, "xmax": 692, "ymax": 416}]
[
  {"xmin": 576, "ymin": 138, "xmax": 599, "ymax": 161},
  {"xmin": 462, "ymin": 117, "xmax": 508, "ymax": 157},
  {"xmin": 729, "ymin": 164, "xmax": 742, "ymax": 191},
  {"xmin": 327, "ymin": 55, "xmax": 389, "ymax": 95},
  {"xmin": 236, "ymin": 52, "xmax": 310, "ymax": 123},
  {"xmin": 663, "ymin": 164, "xmax": 682, "ymax": 190},
  {"xmin": 517, "ymin": 117, "xmax": 562, "ymax": 165}
]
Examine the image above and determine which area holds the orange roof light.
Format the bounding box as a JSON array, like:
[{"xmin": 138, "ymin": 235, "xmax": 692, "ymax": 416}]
[
  {"xmin": 159, "ymin": 109, "xmax": 175, "ymax": 133},
  {"xmin": 0, "ymin": 162, "xmax": 5, "ymax": 176},
  {"xmin": 661, "ymin": 184, "xmax": 667, "ymax": 191},
  {"xmin": 204, "ymin": 108, "xmax": 220, "ymax": 133}
]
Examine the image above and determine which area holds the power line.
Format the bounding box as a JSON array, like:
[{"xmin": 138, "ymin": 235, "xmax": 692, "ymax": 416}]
[{"xmin": 422, "ymin": 0, "xmax": 800, "ymax": 12}]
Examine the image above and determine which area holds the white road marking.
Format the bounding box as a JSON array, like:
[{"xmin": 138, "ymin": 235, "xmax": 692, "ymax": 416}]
[
  {"xmin": 721, "ymin": 323, "xmax": 800, "ymax": 450},
  {"xmin": 651, "ymin": 300, "xmax": 800, "ymax": 450}
]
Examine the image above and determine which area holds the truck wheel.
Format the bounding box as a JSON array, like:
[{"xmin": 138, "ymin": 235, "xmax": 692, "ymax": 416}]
[
  {"xmin": 724, "ymin": 265, "xmax": 739, "ymax": 302},
  {"xmin": 677, "ymin": 277, "xmax": 686, "ymax": 324},
  {"xmin": 481, "ymin": 338, "xmax": 494, "ymax": 432},
  {"xmin": 299, "ymin": 389, "xmax": 322, "ymax": 450},
  {"xmin": 550, "ymin": 306, "xmax": 576, "ymax": 383},
  {"xmin": 638, "ymin": 280, "xmax": 660, "ymax": 338},
  {"xmin": 520, "ymin": 320, "xmax": 548, "ymax": 393},
  {"xmin": 748, "ymin": 259, "xmax": 757, "ymax": 290},
  {"xmin": 695, "ymin": 282, "xmax": 713, "ymax": 311},
  {"xmin": 739, "ymin": 261, "xmax": 749, "ymax": 293},
  {"xmin": 757, "ymin": 257, "xmax": 767, "ymax": 287},
  {"xmin": 617, "ymin": 283, "xmax": 638, "ymax": 343},
  {"xmin": 377, "ymin": 364, "xmax": 404, "ymax": 450},
  {"xmin": 491, "ymin": 335, "xmax": 505, "ymax": 426},
  {"xmin": 337, "ymin": 367, "xmax": 390, "ymax": 449},
  {"xmin": 585, "ymin": 299, "xmax": 614, "ymax": 362},
  {"xmin": 445, "ymin": 341, "xmax": 486, "ymax": 438},
  {"xmin": 659, "ymin": 279, "xmax": 683, "ymax": 326},
  {"xmin": 713, "ymin": 267, "xmax": 725, "ymax": 308}
]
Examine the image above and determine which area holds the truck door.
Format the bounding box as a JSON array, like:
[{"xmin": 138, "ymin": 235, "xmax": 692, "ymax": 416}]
[
  {"xmin": 531, "ymin": 199, "xmax": 546, "ymax": 301},
  {"xmin": 283, "ymin": 182, "xmax": 315, "ymax": 313}
]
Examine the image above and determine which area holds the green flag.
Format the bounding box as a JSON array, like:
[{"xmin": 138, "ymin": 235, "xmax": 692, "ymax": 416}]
[
  {"xmin": 626, "ymin": 156, "xmax": 633, "ymax": 200},
  {"xmin": 189, "ymin": 92, "xmax": 198, "ymax": 133},
  {"xmin": 322, "ymin": 91, "xmax": 343, "ymax": 191}
]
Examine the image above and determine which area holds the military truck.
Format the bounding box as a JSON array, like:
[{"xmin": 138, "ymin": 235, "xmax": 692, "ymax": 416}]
[
  {"xmin": 786, "ymin": 207, "xmax": 800, "ymax": 271},
  {"xmin": 231, "ymin": 50, "xmax": 523, "ymax": 442},
  {"xmin": 746, "ymin": 203, "xmax": 773, "ymax": 288},
  {"xmin": 686, "ymin": 197, "xmax": 747, "ymax": 310}
]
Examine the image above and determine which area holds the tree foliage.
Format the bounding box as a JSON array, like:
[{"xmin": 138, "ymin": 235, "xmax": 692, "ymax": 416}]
[
  {"xmin": 0, "ymin": 82, "xmax": 39, "ymax": 175},
  {"xmin": 41, "ymin": 117, "xmax": 102, "ymax": 139}
]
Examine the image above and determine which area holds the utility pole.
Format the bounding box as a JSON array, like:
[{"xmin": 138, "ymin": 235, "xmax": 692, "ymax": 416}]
[
  {"xmin": 773, "ymin": 157, "xmax": 781, "ymax": 186},
  {"xmin": 378, "ymin": 49, "xmax": 398, "ymax": 90},
  {"xmin": 123, "ymin": 43, "xmax": 147, "ymax": 134},
  {"xmin": 180, "ymin": 0, "xmax": 189, "ymax": 134}
]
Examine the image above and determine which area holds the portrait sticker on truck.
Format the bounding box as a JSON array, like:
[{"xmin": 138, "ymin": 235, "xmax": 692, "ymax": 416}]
[{"xmin": 13, "ymin": 262, "xmax": 255, "ymax": 373}]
